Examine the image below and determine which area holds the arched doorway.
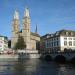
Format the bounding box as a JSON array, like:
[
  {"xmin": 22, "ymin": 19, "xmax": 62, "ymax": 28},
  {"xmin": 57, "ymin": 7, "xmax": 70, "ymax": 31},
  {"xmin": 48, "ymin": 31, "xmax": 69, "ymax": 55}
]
[
  {"xmin": 44, "ymin": 55, "xmax": 52, "ymax": 61},
  {"xmin": 71, "ymin": 57, "xmax": 75, "ymax": 63},
  {"xmin": 54, "ymin": 55, "xmax": 66, "ymax": 62}
]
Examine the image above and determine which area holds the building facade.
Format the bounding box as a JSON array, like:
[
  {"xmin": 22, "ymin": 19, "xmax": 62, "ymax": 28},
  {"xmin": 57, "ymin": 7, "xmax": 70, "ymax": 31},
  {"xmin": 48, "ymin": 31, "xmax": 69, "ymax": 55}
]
[
  {"xmin": 11, "ymin": 7, "xmax": 40, "ymax": 50},
  {"xmin": 0, "ymin": 36, "xmax": 8, "ymax": 52},
  {"xmin": 40, "ymin": 30, "xmax": 75, "ymax": 53}
]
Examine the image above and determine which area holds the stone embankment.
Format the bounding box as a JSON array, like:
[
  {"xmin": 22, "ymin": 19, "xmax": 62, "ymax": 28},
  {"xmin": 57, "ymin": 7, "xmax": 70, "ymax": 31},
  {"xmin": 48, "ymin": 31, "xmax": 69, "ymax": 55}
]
[{"xmin": 0, "ymin": 54, "xmax": 18, "ymax": 61}]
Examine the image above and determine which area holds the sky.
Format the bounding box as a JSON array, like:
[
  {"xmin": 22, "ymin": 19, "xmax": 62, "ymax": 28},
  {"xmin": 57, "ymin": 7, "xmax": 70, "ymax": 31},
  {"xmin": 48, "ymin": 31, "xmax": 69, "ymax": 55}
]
[{"xmin": 0, "ymin": 0, "xmax": 75, "ymax": 39}]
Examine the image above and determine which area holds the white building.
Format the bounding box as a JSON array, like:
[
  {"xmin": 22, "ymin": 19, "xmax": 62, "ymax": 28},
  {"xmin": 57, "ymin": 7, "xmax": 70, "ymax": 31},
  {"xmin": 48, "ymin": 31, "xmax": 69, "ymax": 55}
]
[
  {"xmin": 40, "ymin": 30, "xmax": 75, "ymax": 52},
  {"xmin": 0, "ymin": 36, "xmax": 8, "ymax": 52}
]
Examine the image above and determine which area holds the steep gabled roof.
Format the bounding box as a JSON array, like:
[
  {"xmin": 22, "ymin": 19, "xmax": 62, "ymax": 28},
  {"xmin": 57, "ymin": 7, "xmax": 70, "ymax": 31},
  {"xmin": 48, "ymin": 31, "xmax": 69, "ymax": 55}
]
[{"xmin": 41, "ymin": 29, "xmax": 75, "ymax": 39}]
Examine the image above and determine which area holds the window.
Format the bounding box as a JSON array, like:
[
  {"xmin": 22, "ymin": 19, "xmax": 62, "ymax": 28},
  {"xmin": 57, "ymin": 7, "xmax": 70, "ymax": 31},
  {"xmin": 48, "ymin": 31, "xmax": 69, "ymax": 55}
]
[
  {"xmin": 45, "ymin": 41, "xmax": 47, "ymax": 48},
  {"xmin": 52, "ymin": 38, "xmax": 53, "ymax": 41},
  {"xmin": 71, "ymin": 32, "xmax": 73, "ymax": 36},
  {"xmin": 0, "ymin": 48, "xmax": 2, "ymax": 50},
  {"xmin": 50, "ymin": 39, "xmax": 52, "ymax": 42},
  {"xmin": 68, "ymin": 38, "xmax": 72, "ymax": 40},
  {"xmin": 0, "ymin": 45, "xmax": 2, "ymax": 47},
  {"xmin": 0, "ymin": 37, "xmax": 2, "ymax": 40},
  {"xmin": 68, "ymin": 32, "xmax": 71, "ymax": 36},
  {"xmin": 64, "ymin": 37, "xmax": 67, "ymax": 40},
  {"xmin": 48, "ymin": 42, "xmax": 49, "ymax": 47},
  {"xmin": 0, "ymin": 41, "xmax": 3, "ymax": 43},
  {"xmin": 54, "ymin": 42, "xmax": 56, "ymax": 46},
  {"xmin": 64, "ymin": 41, "xmax": 67, "ymax": 46},
  {"xmin": 73, "ymin": 38, "xmax": 75, "ymax": 40},
  {"xmin": 52, "ymin": 42, "xmax": 53, "ymax": 47},
  {"xmin": 66, "ymin": 32, "xmax": 68, "ymax": 35},
  {"xmin": 73, "ymin": 41, "xmax": 75, "ymax": 46},
  {"xmin": 54, "ymin": 38, "xmax": 55, "ymax": 41},
  {"xmin": 65, "ymin": 32, "xmax": 68, "ymax": 35},
  {"xmin": 57, "ymin": 37, "xmax": 58, "ymax": 40},
  {"xmin": 47, "ymin": 35, "xmax": 50, "ymax": 38},
  {"xmin": 57, "ymin": 41, "xmax": 59, "ymax": 46},
  {"xmin": 51, "ymin": 34, "xmax": 53, "ymax": 37},
  {"xmin": 49, "ymin": 43, "xmax": 51, "ymax": 47},
  {"xmin": 56, "ymin": 31, "xmax": 59, "ymax": 35},
  {"xmin": 69, "ymin": 41, "xmax": 72, "ymax": 46}
]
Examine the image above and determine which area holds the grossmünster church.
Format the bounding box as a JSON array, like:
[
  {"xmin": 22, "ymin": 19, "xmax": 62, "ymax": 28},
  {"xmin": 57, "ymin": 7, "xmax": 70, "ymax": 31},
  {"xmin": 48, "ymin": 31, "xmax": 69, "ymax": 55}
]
[{"xmin": 11, "ymin": 7, "xmax": 40, "ymax": 50}]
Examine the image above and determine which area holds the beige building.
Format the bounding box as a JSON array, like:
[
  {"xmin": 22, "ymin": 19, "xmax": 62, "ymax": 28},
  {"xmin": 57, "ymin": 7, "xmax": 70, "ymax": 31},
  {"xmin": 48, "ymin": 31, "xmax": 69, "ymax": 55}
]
[
  {"xmin": 11, "ymin": 7, "xmax": 40, "ymax": 50},
  {"xmin": 40, "ymin": 30, "xmax": 75, "ymax": 53}
]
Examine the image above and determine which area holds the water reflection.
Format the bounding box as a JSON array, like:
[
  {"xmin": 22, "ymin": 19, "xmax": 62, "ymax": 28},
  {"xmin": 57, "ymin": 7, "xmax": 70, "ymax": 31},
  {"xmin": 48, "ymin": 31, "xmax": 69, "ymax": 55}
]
[
  {"xmin": 13, "ymin": 59, "xmax": 41, "ymax": 75},
  {"xmin": 0, "ymin": 61, "xmax": 16, "ymax": 75},
  {"xmin": 58, "ymin": 64, "xmax": 67, "ymax": 75},
  {"xmin": 57, "ymin": 64, "xmax": 75, "ymax": 75},
  {"xmin": 0, "ymin": 59, "xmax": 75, "ymax": 75},
  {"xmin": 13, "ymin": 60, "xmax": 25, "ymax": 75},
  {"xmin": 13, "ymin": 59, "xmax": 60, "ymax": 75}
]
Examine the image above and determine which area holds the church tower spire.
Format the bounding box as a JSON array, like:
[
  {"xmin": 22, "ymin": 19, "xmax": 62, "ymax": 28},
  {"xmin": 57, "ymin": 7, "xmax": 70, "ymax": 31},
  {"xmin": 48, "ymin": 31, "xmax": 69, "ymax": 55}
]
[
  {"xmin": 12, "ymin": 10, "xmax": 19, "ymax": 33},
  {"xmin": 22, "ymin": 7, "xmax": 31, "ymax": 49},
  {"xmin": 24, "ymin": 7, "xmax": 30, "ymax": 17},
  {"xmin": 35, "ymin": 24, "xmax": 38, "ymax": 34},
  {"xmin": 14, "ymin": 10, "xmax": 19, "ymax": 20}
]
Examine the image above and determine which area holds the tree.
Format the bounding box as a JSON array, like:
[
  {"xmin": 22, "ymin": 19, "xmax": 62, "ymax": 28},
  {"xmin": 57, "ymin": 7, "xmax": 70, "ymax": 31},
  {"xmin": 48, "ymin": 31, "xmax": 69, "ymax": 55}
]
[
  {"xmin": 14, "ymin": 35, "xmax": 26, "ymax": 50},
  {"xmin": 8, "ymin": 40, "xmax": 11, "ymax": 48}
]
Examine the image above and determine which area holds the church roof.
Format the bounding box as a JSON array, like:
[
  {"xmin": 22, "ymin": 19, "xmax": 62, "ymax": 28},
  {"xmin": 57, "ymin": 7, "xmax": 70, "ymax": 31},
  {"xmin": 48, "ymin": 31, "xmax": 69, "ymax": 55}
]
[
  {"xmin": 0, "ymin": 35, "xmax": 8, "ymax": 39},
  {"xmin": 31, "ymin": 32, "xmax": 40, "ymax": 37},
  {"xmin": 41, "ymin": 29, "xmax": 75, "ymax": 39},
  {"xmin": 18, "ymin": 30, "xmax": 40, "ymax": 37}
]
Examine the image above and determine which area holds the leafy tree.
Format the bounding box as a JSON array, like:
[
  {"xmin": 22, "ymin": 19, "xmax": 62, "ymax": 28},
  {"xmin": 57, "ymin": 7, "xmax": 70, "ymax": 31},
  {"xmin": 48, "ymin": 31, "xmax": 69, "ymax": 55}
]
[
  {"xmin": 14, "ymin": 35, "xmax": 26, "ymax": 50},
  {"xmin": 8, "ymin": 40, "xmax": 11, "ymax": 48}
]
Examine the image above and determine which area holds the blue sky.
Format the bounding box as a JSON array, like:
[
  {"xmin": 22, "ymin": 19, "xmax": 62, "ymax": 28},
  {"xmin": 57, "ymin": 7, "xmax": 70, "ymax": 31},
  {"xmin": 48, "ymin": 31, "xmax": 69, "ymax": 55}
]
[{"xmin": 0, "ymin": 0, "xmax": 75, "ymax": 39}]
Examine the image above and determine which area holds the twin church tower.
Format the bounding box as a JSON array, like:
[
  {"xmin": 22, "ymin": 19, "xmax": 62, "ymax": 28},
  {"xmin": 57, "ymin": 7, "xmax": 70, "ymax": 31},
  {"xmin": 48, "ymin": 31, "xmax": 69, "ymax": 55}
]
[{"xmin": 11, "ymin": 7, "xmax": 40, "ymax": 50}]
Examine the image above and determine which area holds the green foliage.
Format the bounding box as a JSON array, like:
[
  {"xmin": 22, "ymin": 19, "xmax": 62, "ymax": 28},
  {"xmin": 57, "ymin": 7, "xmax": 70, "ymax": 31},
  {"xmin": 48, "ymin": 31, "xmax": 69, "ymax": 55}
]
[
  {"xmin": 14, "ymin": 35, "xmax": 26, "ymax": 50},
  {"xmin": 8, "ymin": 40, "xmax": 11, "ymax": 48}
]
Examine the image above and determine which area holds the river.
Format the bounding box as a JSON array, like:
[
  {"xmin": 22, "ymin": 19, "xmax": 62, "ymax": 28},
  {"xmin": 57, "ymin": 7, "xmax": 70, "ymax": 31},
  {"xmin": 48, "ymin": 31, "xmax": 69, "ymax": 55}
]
[{"xmin": 0, "ymin": 59, "xmax": 75, "ymax": 75}]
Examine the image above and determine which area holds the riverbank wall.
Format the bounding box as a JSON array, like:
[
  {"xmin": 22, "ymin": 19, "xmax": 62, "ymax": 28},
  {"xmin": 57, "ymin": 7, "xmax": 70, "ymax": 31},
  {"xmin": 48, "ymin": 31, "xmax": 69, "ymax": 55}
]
[{"xmin": 0, "ymin": 54, "xmax": 18, "ymax": 61}]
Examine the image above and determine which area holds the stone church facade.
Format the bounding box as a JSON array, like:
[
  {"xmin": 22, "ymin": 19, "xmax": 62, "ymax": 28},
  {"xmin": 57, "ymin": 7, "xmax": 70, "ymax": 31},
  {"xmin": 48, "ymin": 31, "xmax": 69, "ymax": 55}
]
[{"xmin": 11, "ymin": 7, "xmax": 40, "ymax": 50}]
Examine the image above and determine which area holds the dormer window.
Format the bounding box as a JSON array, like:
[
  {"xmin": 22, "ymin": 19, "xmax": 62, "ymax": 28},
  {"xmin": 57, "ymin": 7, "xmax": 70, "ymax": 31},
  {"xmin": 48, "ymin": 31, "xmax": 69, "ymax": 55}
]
[
  {"xmin": 56, "ymin": 32, "xmax": 59, "ymax": 35},
  {"xmin": 47, "ymin": 35, "xmax": 50, "ymax": 38},
  {"xmin": 68, "ymin": 32, "xmax": 71, "ymax": 36},
  {"xmin": 65, "ymin": 32, "xmax": 68, "ymax": 35},
  {"xmin": 66, "ymin": 32, "xmax": 68, "ymax": 35},
  {"xmin": 71, "ymin": 32, "xmax": 73, "ymax": 36},
  {"xmin": 51, "ymin": 34, "xmax": 53, "ymax": 37}
]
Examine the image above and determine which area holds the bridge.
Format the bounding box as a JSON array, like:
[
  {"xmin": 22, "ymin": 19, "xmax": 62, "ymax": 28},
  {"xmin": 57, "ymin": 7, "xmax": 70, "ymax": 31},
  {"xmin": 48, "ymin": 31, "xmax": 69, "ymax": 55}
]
[
  {"xmin": 41, "ymin": 51, "xmax": 75, "ymax": 61},
  {"xmin": 15, "ymin": 49, "xmax": 75, "ymax": 61}
]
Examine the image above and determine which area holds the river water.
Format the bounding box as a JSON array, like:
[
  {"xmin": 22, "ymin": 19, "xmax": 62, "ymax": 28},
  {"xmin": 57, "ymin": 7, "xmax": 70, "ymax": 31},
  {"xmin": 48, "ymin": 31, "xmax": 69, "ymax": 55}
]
[{"xmin": 0, "ymin": 59, "xmax": 75, "ymax": 75}]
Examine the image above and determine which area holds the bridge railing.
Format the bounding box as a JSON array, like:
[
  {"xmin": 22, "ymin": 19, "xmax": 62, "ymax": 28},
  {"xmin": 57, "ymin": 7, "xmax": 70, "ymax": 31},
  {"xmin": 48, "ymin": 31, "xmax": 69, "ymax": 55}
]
[{"xmin": 41, "ymin": 50, "xmax": 75, "ymax": 55}]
